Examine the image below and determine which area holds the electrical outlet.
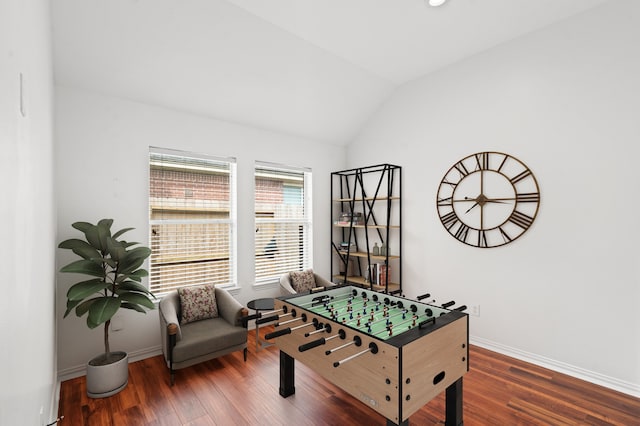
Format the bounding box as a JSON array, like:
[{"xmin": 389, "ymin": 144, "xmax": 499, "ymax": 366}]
[{"xmin": 470, "ymin": 304, "xmax": 480, "ymax": 317}]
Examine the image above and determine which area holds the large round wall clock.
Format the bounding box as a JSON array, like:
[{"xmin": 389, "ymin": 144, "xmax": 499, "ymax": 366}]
[{"xmin": 436, "ymin": 151, "xmax": 540, "ymax": 248}]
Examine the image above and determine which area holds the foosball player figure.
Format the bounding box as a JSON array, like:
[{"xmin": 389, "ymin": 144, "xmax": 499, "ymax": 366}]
[
  {"xmin": 370, "ymin": 310, "xmax": 375, "ymax": 323},
  {"xmin": 383, "ymin": 306, "xmax": 389, "ymax": 317},
  {"xmin": 342, "ymin": 317, "xmax": 347, "ymax": 324},
  {"xmin": 356, "ymin": 313, "xmax": 362, "ymax": 327},
  {"xmin": 387, "ymin": 323, "xmax": 393, "ymax": 336},
  {"xmin": 412, "ymin": 314, "xmax": 418, "ymax": 327}
]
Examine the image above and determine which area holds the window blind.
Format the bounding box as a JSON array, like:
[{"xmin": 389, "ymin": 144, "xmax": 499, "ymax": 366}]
[
  {"xmin": 255, "ymin": 162, "xmax": 312, "ymax": 283},
  {"xmin": 149, "ymin": 147, "xmax": 237, "ymax": 293}
]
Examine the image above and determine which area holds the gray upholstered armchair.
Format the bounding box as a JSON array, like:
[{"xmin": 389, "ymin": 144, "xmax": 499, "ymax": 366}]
[
  {"xmin": 279, "ymin": 269, "xmax": 335, "ymax": 295},
  {"xmin": 158, "ymin": 286, "xmax": 248, "ymax": 385}
]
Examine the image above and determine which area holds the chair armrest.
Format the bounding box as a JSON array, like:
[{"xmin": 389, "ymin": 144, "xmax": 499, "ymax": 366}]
[
  {"xmin": 314, "ymin": 273, "xmax": 335, "ymax": 289},
  {"xmin": 215, "ymin": 287, "xmax": 246, "ymax": 327},
  {"xmin": 159, "ymin": 291, "xmax": 182, "ymax": 341},
  {"xmin": 279, "ymin": 273, "xmax": 296, "ymax": 295}
]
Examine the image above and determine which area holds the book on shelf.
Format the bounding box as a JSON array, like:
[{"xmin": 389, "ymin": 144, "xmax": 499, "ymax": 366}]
[{"xmin": 368, "ymin": 263, "xmax": 391, "ymax": 285}]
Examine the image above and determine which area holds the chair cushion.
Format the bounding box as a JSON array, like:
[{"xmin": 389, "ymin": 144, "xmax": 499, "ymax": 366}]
[
  {"xmin": 289, "ymin": 269, "xmax": 315, "ymax": 293},
  {"xmin": 172, "ymin": 317, "xmax": 247, "ymax": 363},
  {"xmin": 178, "ymin": 284, "xmax": 219, "ymax": 324}
]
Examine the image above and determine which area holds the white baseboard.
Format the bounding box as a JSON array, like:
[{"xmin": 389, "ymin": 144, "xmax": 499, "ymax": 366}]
[
  {"xmin": 57, "ymin": 345, "xmax": 163, "ymax": 382},
  {"xmin": 470, "ymin": 336, "xmax": 640, "ymax": 398}
]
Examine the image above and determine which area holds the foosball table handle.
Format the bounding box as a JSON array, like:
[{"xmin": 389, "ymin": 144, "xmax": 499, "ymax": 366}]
[
  {"xmin": 265, "ymin": 328, "xmax": 291, "ymax": 340},
  {"xmin": 299, "ymin": 338, "xmax": 326, "ymax": 352},
  {"xmin": 256, "ymin": 314, "xmax": 279, "ymax": 325}
]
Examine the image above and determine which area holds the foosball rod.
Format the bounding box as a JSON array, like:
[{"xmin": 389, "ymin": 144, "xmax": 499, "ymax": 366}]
[
  {"xmin": 333, "ymin": 342, "xmax": 378, "ymax": 368},
  {"xmin": 264, "ymin": 321, "xmax": 315, "ymax": 340},
  {"xmin": 326, "ymin": 299, "xmax": 381, "ymax": 319},
  {"xmin": 325, "ymin": 335, "xmax": 361, "ymax": 355},
  {"xmin": 276, "ymin": 314, "xmax": 307, "ymax": 327},
  {"xmin": 371, "ymin": 310, "xmax": 436, "ymax": 337},
  {"xmin": 305, "ymin": 323, "xmax": 330, "ymax": 337},
  {"xmin": 260, "ymin": 307, "xmax": 286, "ymax": 316},
  {"xmin": 298, "ymin": 329, "xmax": 346, "ymax": 352}
]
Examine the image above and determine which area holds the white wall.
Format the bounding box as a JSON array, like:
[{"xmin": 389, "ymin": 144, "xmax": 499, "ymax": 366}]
[
  {"xmin": 0, "ymin": 0, "xmax": 57, "ymax": 424},
  {"xmin": 55, "ymin": 85, "xmax": 344, "ymax": 375},
  {"xmin": 348, "ymin": 0, "xmax": 640, "ymax": 396}
]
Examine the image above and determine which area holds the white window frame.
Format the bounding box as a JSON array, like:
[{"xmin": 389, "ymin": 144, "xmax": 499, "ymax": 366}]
[
  {"xmin": 254, "ymin": 161, "xmax": 313, "ymax": 285},
  {"xmin": 149, "ymin": 146, "xmax": 237, "ymax": 294}
]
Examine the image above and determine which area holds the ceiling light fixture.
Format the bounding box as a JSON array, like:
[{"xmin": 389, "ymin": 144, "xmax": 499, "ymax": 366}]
[{"xmin": 427, "ymin": 0, "xmax": 448, "ymax": 6}]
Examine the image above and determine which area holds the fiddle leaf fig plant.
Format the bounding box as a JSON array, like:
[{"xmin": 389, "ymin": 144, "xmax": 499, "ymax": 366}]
[{"xmin": 59, "ymin": 219, "xmax": 155, "ymax": 363}]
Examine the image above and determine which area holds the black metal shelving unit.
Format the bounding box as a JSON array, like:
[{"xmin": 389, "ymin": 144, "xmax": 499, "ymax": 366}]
[{"xmin": 331, "ymin": 164, "xmax": 402, "ymax": 294}]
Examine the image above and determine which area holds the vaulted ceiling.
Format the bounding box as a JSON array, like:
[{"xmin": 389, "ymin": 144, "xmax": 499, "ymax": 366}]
[{"xmin": 52, "ymin": 0, "xmax": 610, "ymax": 145}]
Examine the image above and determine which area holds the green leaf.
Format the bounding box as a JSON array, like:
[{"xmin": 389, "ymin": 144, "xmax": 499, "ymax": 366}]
[
  {"xmin": 86, "ymin": 316, "xmax": 99, "ymax": 329},
  {"xmin": 118, "ymin": 292, "xmax": 155, "ymax": 310},
  {"xmin": 124, "ymin": 269, "xmax": 149, "ymax": 283},
  {"xmin": 67, "ymin": 279, "xmax": 110, "ymax": 301},
  {"xmin": 75, "ymin": 297, "xmax": 99, "ymax": 317},
  {"xmin": 96, "ymin": 219, "xmax": 113, "ymax": 251},
  {"xmin": 58, "ymin": 239, "xmax": 101, "ymax": 261},
  {"xmin": 119, "ymin": 247, "xmax": 151, "ymax": 274},
  {"xmin": 64, "ymin": 298, "xmax": 82, "ymax": 318},
  {"xmin": 121, "ymin": 302, "xmax": 147, "ymax": 313},
  {"xmin": 83, "ymin": 224, "xmax": 102, "ymax": 250},
  {"xmin": 72, "ymin": 222, "xmax": 93, "ymax": 233},
  {"xmin": 87, "ymin": 297, "xmax": 121, "ymax": 327},
  {"xmin": 107, "ymin": 236, "xmax": 126, "ymax": 262},
  {"xmin": 113, "ymin": 227, "xmax": 134, "ymax": 239},
  {"xmin": 60, "ymin": 259, "xmax": 104, "ymax": 277},
  {"xmin": 117, "ymin": 280, "xmax": 153, "ymax": 295}
]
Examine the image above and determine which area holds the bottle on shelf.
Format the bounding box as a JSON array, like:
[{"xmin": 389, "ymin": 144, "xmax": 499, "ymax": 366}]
[
  {"xmin": 373, "ymin": 242, "xmax": 380, "ymax": 256},
  {"xmin": 380, "ymin": 243, "xmax": 387, "ymax": 257}
]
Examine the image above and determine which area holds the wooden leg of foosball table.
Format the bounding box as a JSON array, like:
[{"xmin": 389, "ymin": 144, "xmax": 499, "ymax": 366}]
[
  {"xmin": 279, "ymin": 350, "xmax": 295, "ymax": 397},
  {"xmin": 445, "ymin": 377, "xmax": 463, "ymax": 426}
]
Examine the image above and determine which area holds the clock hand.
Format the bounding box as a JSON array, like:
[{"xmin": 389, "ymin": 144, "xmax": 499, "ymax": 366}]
[
  {"xmin": 464, "ymin": 202, "xmax": 479, "ymax": 214},
  {"xmin": 482, "ymin": 199, "xmax": 510, "ymax": 204}
]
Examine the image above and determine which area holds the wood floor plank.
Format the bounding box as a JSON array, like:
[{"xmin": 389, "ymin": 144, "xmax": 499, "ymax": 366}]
[{"xmin": 58, "ymin": 326, "xmax": 640, "ymax": 425}]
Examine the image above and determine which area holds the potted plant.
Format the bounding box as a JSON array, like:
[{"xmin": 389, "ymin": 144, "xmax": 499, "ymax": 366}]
[{"xmin": 58, "ymin": 219, "xmax": 155, "ymax": 398}]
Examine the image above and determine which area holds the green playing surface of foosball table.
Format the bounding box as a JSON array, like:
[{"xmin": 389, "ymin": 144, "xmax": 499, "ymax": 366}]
[{"xmin": 296, "ymin": 287, "xmax": 444, "ymax": 341}]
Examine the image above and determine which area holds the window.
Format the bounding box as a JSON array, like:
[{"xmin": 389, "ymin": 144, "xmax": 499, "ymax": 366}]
[
  {"xmin": 254, "ymin": 162, "xmax": 312, "ymax": 283},
  {"xmin": 149, "ymin": 147, "xmax": 236, "ymax": 294}
]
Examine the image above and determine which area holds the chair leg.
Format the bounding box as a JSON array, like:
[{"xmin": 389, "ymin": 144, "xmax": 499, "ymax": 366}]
[
  {"xmin": 169, "ymin": 333, "xmax": 176, "ymax": 386},
  {"xmin": 243, "ymin": 347, "xmax": 248, "ymax": 362}
]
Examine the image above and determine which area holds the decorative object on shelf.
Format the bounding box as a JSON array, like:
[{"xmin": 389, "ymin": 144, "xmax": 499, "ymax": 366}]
[
  {"xmin": 436, "ymin": 152, "xmax": 540, "ymax": 248},
  {"xmin": 331, "ymin": 164, "xmax": 402, "ymax": 293},
  {"xmin": 58, "ymin": 219, "xmax": 155, "ymax": 397}
]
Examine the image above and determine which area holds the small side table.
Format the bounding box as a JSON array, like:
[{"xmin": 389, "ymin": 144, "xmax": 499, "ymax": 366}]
[{"xmin": 247, "ymin": 298, "xmax": 275, "ymax": 352}]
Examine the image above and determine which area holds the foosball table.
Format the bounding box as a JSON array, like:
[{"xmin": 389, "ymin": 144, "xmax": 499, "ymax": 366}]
[{"xmin": 261, "ymin": 285, "xmax": 469, "ymax": 426}]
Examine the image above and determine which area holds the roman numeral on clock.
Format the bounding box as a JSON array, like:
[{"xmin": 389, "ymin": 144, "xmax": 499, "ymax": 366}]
[
  {"xmin": 508, "ymin": 211, "xmax": 534, "ymax": 229},
  {"xmin": 516, "ymin": 192, "xmax": 540, "ymax": 203},
  {"xmin": 498, "ymin": 226, "xmax": 512, "ymax": 243},
  {"xmin": 437, "ymin": 196, "xmax": 453, "ymax": 207},
  {"xmin": 478, "ymin": 230, "xmax": 488, "ymax": 247},
  {"xmin": 475, "ymin": 152, "xmax": 489, "ymax": 170},
  {"xmin": 440, "ymin": 211, "xmax": 458, "ymax": 229},
  {"xmin": 510, "ymin": 169, "xmax": 532, "ymax": 184},
  {"xmin": 453, "ymin": 161, "xmax": 470, "ymax": 178},
  {"xmin": 454, "ymin": 224, "xmax": 470, "ymax": 242}
]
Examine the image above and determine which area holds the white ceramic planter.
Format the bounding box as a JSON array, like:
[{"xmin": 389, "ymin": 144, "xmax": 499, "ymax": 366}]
[{"xmin": 86, "ymin": 351, "xmax": 129, "ymax": 398}]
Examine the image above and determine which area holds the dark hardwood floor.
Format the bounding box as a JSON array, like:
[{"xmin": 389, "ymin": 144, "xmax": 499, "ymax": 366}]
[{"xmin": 58, "ymin": 325, "xmax": 640, "ymax": 425}]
